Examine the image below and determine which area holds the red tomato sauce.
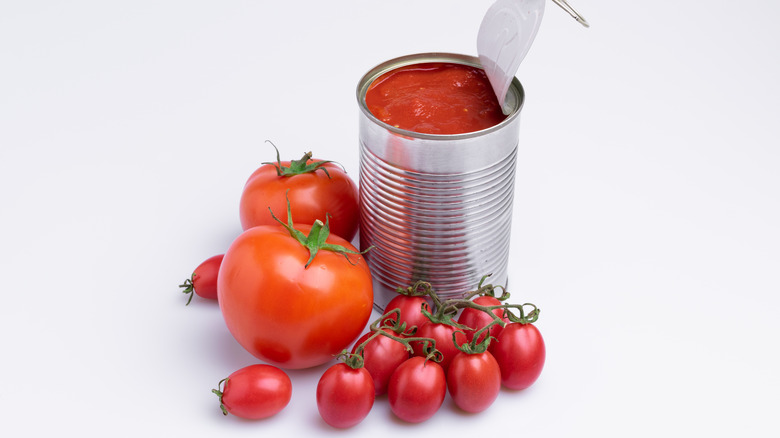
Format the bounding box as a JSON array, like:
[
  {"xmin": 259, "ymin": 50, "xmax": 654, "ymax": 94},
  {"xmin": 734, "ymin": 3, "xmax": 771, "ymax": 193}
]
[{"xmin": 364, "ymin": 62, "xmax": 506, "ymax": 135}]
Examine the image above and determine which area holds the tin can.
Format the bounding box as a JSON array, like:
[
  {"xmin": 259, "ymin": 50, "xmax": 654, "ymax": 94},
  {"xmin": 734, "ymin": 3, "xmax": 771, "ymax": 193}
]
[{"xmin": 356, "ymin": 53, "xmax": 524, "ymax": 311}]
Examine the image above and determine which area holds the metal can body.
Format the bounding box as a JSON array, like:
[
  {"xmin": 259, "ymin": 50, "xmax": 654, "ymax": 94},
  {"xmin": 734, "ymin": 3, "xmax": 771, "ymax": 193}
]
[{"xmin": 356, "ymin": 53, "xmax": 524, "ymax": 310}]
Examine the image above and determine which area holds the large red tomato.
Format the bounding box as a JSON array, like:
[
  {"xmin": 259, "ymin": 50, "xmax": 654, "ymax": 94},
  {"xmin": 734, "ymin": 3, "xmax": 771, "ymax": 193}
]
[
  {"xmin": 238, "ymin": 150, "xmax": 359, "ymax": 241},
  {"xmin": 217, "ymin": 222, "xmax": 373, "ymax": 369}
]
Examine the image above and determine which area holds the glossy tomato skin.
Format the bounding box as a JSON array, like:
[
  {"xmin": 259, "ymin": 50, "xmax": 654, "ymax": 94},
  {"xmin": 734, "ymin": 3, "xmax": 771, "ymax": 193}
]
[
  {"xmin": 218, "ymin": 364, "xmax": 292, "ymax": 419},
  {"xmin": 447, "ymin": 351, "xmax": 502, "ymax": 413},
  {"xmin": 457, "ymin": 296, "xmax": 509, "ymax": 343},
  {"xmin": 387, "ymin": 356, "xmax": 446, "ymax": 423},
  {"xmin": 412, "ymin": 322, "xmax": 466, "ymax": 373},
  {"xmin": 218, "ymin": 224, "xmax": 373, "ymax": 369},
  {"xmin": 238, "ymin": 160, "xmax": 359, "ymax": 241},
  {"xmin": 381, "ymin": 294, "xmax": 431, "ymax": 334},
  {"xmin": 181, "ymin": 254, "xmax": 224, "ymax": 304},
  {"xmin": 351, "ymin": 329, "xmax": 410, "ymax": 395},
  {"xmin": 316, "ymin": 363, "xmax": 375, "ymax": 428},
  {"xmin": 191, "ymin": 254, "xmax": 223, "ymax": 300},
  {"xmin": 489, "ymin": 323, "xmax": 546, "ymax": 390}
]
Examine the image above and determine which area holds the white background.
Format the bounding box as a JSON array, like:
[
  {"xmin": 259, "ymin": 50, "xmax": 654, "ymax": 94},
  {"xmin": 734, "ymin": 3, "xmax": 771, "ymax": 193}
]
[{"xmin": 2, "ymin": 1, "xmax": 778, "ymax": 436}]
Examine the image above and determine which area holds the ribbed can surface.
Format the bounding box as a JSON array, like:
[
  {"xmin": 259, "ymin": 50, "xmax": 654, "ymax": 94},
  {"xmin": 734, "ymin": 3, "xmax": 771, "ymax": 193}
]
[{"xmin": 356, "ymin": 53, "xmax": 524, "ymax": 311}]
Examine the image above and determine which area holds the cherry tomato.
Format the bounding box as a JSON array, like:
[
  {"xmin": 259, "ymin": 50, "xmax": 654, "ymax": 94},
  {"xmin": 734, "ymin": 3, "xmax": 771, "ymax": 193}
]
[
  {"xmin": 447, "ymin": 351, "xmax": 502, "ymax": 413},
  {"xmin": 387, "ymin": 356, "xmax": 446, "ymax": 423},
  {"xmin": 179, "ymin": 254, "xmax": 224, "ymax": 305},
  {"xmin": 381, "ymin": 294, "xmax": 431, "ymax": 334},
  {"xmin": 489, "ymin": 322, "xmax": 546, "ymax": 390},
  {"xmin": 351, "ymin": 329, "xmax": 410, "ymax": 395},
  {"xmin": 217, "ymin": 222, "xmax": 373, "ymax": 369},
  {"xmin": 212, "ymin": 364, "xmax": 292, "ymax": 419},
  {"xmin": 238, "ymin": 149, "xmax": 359, "ymax": 241},
  {"xmin": 412, "ymin": 321, "xmax": 466, "ymax": 373},
  {"xmin": 316, "ymin": 363, "xmax": 375, "ymax": 428},
  {"xmin": 457, "ymin": 295, "xmax": 509, "ymax": 343}
]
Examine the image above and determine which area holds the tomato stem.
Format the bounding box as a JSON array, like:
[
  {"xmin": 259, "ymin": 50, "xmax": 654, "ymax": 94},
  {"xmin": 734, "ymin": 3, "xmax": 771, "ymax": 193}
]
[
  {"xmin": 335, "ymin": 350, "xmax": 365, "ymax": 369},
  {"xmin": 434, "ymin": 275, "xmax": 540, "ymax": 324},
  {"xmin": 178, "ymin": 274, "xmax": 195, "ymax": 306},
  {"xmin": 394, "ymin": 280, "xmax": 448, "ymax": 315},
  {"xmin": 269, "ymin": 192, "xmax": 372, "ymax": 268},
  {"xmin": 372, "ymin": 308, "xmax": 417, "ymax": 336},
  {"xmin": 398, "ymin": 275, "xmax": 540, "ymax": 330},
  {"xmin": 421, "ymin": 305, "xmax": 471, "ymax": 330},
  {"xmin": 395, "ymin": 280, "xmax": 435, "ymax": 298},
  {"xmin": 452, "ymin": 327, "xmax": 493, "ymax": 354},
  {"xmin": 462, "ymin": 274, "xmax": 511, "ymax": 302},
  {"xmin": 352, "ymin": 310, "xmax": 444, "ymax": 364},
  {"xmin": 261, "ymin": 140, "xmax": 343, "ymax": 178},
  {"xmin": 382, "ymin": 276, "xmax": 541, "ymax": 359},
  {"xmin": 211, "ymin": 378, "xmax": 229, "ymax": 416},
  {"xmin": 504, "ymin": 303, "xmax": 540, "ymax": 324}
]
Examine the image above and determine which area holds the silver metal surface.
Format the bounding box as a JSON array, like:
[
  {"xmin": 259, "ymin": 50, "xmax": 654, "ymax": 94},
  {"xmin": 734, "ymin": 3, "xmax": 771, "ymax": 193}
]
[{"xmin": 356, "ymin": 53, "xmax": 525, "ymax": 310}]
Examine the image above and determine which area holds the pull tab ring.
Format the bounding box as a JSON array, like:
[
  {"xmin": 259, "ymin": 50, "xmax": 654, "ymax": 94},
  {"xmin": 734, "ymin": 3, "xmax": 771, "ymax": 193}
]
[{"xmin": 551, "ymin": 0, "xmax": 590, "ymax": 27}]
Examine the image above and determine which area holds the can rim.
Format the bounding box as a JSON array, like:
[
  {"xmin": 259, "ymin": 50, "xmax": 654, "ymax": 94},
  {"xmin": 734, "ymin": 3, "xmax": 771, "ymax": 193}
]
[{"xmin": 356, "ymin": 52, "xmax": 525, "ymax": 140}]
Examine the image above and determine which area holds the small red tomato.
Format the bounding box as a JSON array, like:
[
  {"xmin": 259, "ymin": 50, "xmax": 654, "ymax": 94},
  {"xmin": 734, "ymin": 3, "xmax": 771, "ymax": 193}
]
[
  {"xmin": 351, "ymin": 329, "xmax": 410, "ymax": 395},
  {"xmin": 381, "ymin": 294, "xmax": 431, "ymax": 334},
  {"xmin": 447, "ymin": 351, "xmax": 502, "ymax": 413},
  {"xmin": 457, "ymin": 295, "xmax": 509, "ymax": 343},
  {"xmin": 412, "ymin": 322, "xmax": 466, "ymax": 373},
  {"xmin": 238, "ymin": 147, "xmax": 359, "ymax": 241},
  {"xmin": 489, "ymin": 322, "xmax": 546, "ymax": 390},
  {"xmin": 179, "ymin": 254, "xmax": 224, "ymax": 305},
  {"xmin": 387, "ymin": 356, "xmax": 446, "ymax": 423},
  {"xmin": 316, "ymin": 363, "xmax": 375, "ymax": 428},
  {"xmin": 212, "ymin": 364, "xmax": 292, "ymax": 419}
]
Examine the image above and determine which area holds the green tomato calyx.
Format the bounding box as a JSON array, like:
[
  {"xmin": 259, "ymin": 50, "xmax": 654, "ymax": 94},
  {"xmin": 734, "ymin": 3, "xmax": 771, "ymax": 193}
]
[
  {"xmin": 178, "ymin": 274, "xmax": 195, "ymax": 306},
  {"xmin": 262, "ymin": 140, "xmax": 339, "ymax": 178},
  {"xmin": 269, "ymin": 192, "xmax": 371, "ymax": 268},
  {"xmin": 211, "ymin": 378, "xmax": 229, "ymax": 416}
]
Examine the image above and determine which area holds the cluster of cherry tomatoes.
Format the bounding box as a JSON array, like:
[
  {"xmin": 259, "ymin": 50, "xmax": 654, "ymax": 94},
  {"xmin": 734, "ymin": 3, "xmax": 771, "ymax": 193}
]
[
  {"xmin": 179, "ymin": 145, "xmax": 545, "ymax": 427},
  {"xmin": 315, "ymin": 279, "xmax": 545, "ymax": 427}
]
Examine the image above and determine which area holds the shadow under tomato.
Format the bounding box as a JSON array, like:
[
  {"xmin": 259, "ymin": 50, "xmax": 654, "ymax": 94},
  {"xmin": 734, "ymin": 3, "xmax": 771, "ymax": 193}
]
[
  {"xmin": 444, "ymin": 396, "xmax": 483, "ymax": 417},
  {"xmin": 207, "ymin": 319, "xmax": 258, "ymax": 369},
  {"xmin": 498, "ymin": 381, "xmax": 543, "ymax": 398}
]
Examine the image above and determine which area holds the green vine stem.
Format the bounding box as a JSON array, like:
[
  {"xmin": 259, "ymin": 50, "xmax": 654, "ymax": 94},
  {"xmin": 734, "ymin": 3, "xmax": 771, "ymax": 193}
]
[
  {"xmin": 360, "ymin": 276, "xmax": 540, "ymax": 362},
  {"xmin": 395, "ymin": 280, "xmax": 442, "ymax": 311},
  {"xmin": 505, "ymin": 302, "xmax": 540, "ymax": 324},
  {"xmin": 373, "ymin": 308, "xmax": 417, "ymax": 337},
  {"xmin": 345, "ymin": 309, "xmax": 444, "ymax": 367},
  {"xmin": 420, "ymin": 305, "xmax": 472, "ymax": 330},
  {"xmin": 334, "ymin": 349, "xmax": 366, "ymax": 370},
  {"xmin": 452, "ymin": 324, "xmax": 495, "ymax": 354},
  {"xmin": 460, "ymin": 274, "xmax": 511, "ymax": 302},
  {"xmin": 394, "ymin": 275, "xmax": 540, "ymax": 331}
]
